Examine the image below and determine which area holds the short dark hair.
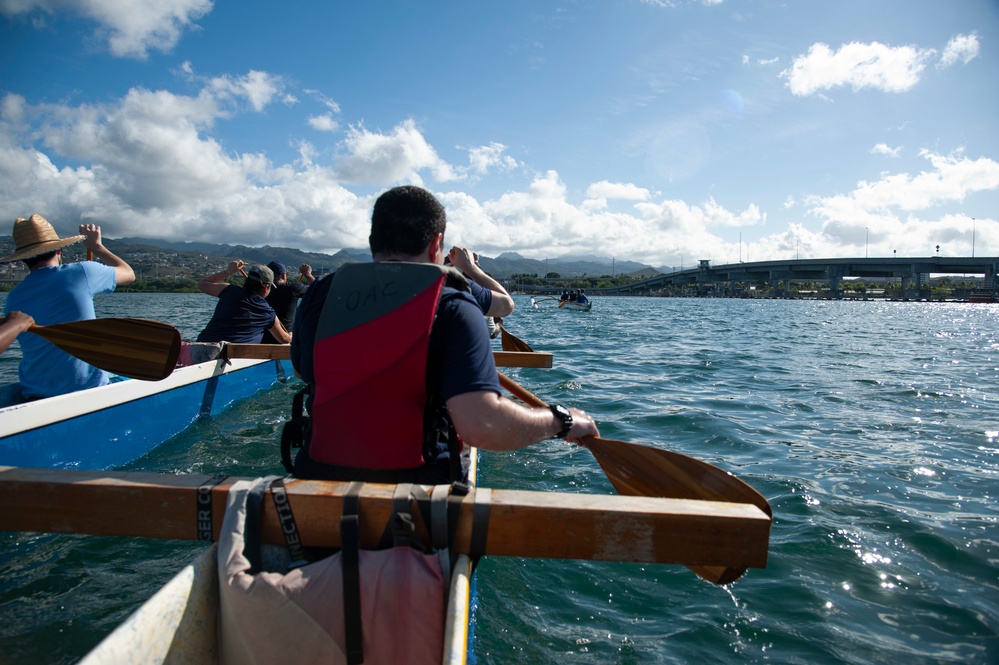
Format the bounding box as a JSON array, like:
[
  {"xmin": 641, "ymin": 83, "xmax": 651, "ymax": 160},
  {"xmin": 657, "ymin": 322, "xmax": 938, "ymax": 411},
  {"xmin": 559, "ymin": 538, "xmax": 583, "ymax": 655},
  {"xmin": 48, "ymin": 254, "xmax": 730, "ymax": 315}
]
[
  {"xmin": 24, "ymin": 250, "xmax": 58, "ymax": 268},
  {"xmin": 369, "ymin": 186, "xmax": 446, "ymax": 257}
]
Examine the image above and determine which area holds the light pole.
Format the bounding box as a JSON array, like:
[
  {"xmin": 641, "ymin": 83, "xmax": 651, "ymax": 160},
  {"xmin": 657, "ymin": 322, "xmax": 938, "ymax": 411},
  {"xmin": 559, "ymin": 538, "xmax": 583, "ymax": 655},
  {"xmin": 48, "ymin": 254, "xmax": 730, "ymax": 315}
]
[
  {"xmin": 865, "ymin": 227, "xmax": 869, "ymax": 258},
  {"xmin": 972, "ymin": 218, "xmax": 976, "ymax": 258}
]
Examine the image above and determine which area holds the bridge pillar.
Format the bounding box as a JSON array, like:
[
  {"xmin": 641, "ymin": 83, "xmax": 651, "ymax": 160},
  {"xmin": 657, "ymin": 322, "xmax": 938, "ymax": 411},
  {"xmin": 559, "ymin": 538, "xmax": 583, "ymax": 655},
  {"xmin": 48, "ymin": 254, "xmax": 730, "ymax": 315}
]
[{"xmin": 827, "ymin": 267, "xmax": 845, "ymax": 298}]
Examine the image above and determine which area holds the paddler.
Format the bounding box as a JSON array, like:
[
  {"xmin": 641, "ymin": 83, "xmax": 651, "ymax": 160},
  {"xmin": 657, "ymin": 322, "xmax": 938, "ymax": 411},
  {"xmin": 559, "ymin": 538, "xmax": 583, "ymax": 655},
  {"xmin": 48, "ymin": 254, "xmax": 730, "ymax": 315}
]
[
  {"xmin": 1, "ymin": 215, "xmax": 135, "ymax": 399},
  {"xmin": 291, "ymin": 185, "xmax": 599, "ymax": 484}
]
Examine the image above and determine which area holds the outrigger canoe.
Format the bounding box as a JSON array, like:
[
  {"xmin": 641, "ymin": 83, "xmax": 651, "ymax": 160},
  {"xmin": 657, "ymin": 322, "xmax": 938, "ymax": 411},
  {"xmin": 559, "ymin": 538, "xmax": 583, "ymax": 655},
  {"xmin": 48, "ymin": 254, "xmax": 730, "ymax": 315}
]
[
  {"xmin": 559, "ymin": 300, "xmax": 592, "ymax": 311},
  {"xmin": 0, "ymin": 350, "xmax": 293, "ymax": 470},
  {"xmin": 0, "ymin": 342, "xmax": 550, "ymax": 471},
  {"xmin": 0, "ymin": 463, "xmax": 770, "ymax": 664}
]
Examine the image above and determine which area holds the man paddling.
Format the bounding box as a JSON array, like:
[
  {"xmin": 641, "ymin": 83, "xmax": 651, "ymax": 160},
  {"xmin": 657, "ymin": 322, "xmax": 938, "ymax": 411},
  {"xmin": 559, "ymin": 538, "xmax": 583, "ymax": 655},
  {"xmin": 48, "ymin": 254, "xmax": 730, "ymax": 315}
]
[
  {"xmin": 291, "ymin": 185, "xmax": 599, "ymax": 484},
  {"xmin": 1, "ymin": 215, "xmax": 135, "ymax": 399},
  {"xmin": 196, "ymin": 261, "xmax": 291, "ymax": 345},
  {"xmin": 260, "ymin": 260, "xmax": 312, "ymax": 344}
]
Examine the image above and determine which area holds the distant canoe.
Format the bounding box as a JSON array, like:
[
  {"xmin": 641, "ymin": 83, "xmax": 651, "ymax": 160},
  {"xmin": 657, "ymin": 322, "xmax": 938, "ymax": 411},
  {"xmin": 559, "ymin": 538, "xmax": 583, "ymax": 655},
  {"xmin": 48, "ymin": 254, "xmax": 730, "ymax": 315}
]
[{"xmin": 558, "ymin": 300, "xmax": 592, "ymax": 311}]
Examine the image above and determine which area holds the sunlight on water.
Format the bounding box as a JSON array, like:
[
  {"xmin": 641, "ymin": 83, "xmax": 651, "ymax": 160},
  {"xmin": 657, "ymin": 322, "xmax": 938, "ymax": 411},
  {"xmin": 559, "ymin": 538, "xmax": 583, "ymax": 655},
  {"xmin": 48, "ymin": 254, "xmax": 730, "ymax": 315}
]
[{"xmin": 0, "ymin": 293, "xmax": 997, "ymax": 664}]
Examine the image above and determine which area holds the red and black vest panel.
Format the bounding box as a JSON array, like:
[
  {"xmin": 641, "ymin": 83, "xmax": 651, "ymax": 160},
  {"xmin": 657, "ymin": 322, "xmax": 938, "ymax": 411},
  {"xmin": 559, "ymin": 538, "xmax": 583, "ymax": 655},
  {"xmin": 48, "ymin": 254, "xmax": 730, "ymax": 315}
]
[{"xmin": 309, "ymin": 262, "xmax": 457, "ymax": 469}]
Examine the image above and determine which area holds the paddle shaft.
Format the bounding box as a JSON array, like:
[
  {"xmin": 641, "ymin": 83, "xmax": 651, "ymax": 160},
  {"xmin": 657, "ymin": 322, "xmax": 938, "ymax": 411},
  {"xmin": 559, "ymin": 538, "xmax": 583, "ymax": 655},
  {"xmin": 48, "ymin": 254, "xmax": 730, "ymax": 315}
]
[{"xmin": 221, "ymin": 343, "xmax": 551, "ymax": 368}]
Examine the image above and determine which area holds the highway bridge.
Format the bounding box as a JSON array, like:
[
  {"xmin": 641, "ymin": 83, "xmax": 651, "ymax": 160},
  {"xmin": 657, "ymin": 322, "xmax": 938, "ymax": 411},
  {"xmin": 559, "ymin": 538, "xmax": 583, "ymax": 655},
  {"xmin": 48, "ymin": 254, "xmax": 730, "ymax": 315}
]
[{"xmin": 594, "ymin": 256, "xmax": 999, "ymax": 298}]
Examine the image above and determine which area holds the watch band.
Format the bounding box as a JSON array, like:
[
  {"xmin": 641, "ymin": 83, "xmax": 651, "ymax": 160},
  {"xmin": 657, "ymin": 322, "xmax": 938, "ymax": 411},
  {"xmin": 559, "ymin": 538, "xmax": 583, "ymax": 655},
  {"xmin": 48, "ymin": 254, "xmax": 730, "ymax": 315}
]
[{"xmin": 549, "ymin": 404, "xmax": 573, "ymax": 439}]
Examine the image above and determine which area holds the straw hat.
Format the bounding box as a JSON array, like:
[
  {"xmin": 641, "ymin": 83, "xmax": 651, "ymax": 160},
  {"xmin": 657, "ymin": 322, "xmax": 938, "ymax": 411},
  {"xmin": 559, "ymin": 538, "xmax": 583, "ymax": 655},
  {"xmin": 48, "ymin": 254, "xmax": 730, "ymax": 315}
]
[{"xmin": 0, "ymin": 214, "xmax": 85, "ymax": 263}]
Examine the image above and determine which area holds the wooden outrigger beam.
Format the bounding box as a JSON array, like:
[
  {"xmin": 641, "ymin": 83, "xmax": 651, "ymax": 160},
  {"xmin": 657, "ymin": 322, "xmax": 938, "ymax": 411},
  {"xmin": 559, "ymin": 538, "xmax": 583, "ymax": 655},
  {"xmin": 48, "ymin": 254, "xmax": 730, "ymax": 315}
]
[
  {"xmin": 0, "ymin": 466, "xmax": 769, "ymax": 569},
  {"xmin": 222, "ymin": 343, "xmax": 554, "ymax": 369}
]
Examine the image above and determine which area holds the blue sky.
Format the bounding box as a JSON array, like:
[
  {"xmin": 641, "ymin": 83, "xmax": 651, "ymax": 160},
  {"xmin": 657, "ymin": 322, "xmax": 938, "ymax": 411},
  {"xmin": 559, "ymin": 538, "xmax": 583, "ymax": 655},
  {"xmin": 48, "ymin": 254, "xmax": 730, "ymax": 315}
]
[{"xmin": 1, "ymin": 0, "xmax": 996, "ymax": 268}]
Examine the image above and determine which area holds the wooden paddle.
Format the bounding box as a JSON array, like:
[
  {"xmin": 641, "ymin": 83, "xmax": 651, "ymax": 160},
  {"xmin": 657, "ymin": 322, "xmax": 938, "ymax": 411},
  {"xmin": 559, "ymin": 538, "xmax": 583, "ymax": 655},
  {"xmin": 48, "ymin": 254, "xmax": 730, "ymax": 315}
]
[
  {"xmin": 222, "ymin": 342, "xmax": 552, "ymax": 368},
  {"xmin": 496, "ymin": 372, "xmax": 771, "ymax": 584},
  {"xmin": 28, "ymin": 318, "xmax": 182, "ymax": 382},
  {"xmin": 500, "ymin": 324, "xmax": 534, "ymax": 353}
]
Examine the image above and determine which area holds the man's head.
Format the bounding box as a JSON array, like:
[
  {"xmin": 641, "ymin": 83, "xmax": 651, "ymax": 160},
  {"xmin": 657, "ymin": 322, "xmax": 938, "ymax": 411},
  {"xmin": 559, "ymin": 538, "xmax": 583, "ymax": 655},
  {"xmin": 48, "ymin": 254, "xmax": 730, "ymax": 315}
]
[
  {"xmin": 267, "ymin": 261, "xmax": 288, "ymax": 283},
  {"xmin": 244, "ymin": 264, "xmax": 275, "ymax": 295},
  {"xmin": 369, "ymin": 186, "xmax": 446, "ymax": 262},
  {"xmin": 1, "ymin": 214, "xmax": 84, "ymax": 266}
]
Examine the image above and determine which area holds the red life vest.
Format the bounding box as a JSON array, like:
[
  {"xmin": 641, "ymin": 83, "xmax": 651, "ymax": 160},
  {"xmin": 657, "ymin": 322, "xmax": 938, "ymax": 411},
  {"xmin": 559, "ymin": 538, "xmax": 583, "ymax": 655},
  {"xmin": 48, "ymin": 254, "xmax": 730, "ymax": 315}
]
[{"xmin": 308, "ymin": 262, "xmax": 463, "ymax": 470}]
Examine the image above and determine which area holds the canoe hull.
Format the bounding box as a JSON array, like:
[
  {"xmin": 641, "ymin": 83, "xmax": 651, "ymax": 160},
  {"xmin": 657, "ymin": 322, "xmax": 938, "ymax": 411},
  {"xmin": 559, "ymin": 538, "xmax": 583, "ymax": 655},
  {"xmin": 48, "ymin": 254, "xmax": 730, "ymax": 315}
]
[
  {"xmin": 0, "ymin": 358, "xmax": 293, "ymax": 470},
  {"xmin": 560, "ymin": 301, "xmax": 592, "ymax": 311}
]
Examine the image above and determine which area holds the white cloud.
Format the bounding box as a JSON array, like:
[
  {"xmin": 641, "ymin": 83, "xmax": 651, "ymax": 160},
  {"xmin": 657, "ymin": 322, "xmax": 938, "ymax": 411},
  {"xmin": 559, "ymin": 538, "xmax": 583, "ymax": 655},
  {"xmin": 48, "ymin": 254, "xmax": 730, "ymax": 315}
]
[
  {"xmin": 465, "ymin": 142, "xmax": 519, "ymax": 176},
  {"xmin": 308, "ymin": 114, "xmax": 339, "ymax": 132},
  {"xmin": 333, "ymin": 119, "xmax": 458, "ymax": 186},
  {"xmin": 805, "ymin": 150, "xmax": 999, "ymax": 255},
  {"xmin": 871, "ymin": 143, "xmax": 902, "ymax": 157},
  {"xmin": 207, "ymin": 70, "xmax": 283, "ymax": 112},
  {"xmin": 585, "ymin": 181, "xmax": 650, "ymax": 201},
  {"xmin": 938, "ymin": 33, "xmax": 979, "ymax": 68},
  {"xmin": 781, "ymin": 41, "xmax": 933, "ymax": 96},
  {"xmin": 0, "ymin": 0, "xmax": 214, "ymax": 59}
]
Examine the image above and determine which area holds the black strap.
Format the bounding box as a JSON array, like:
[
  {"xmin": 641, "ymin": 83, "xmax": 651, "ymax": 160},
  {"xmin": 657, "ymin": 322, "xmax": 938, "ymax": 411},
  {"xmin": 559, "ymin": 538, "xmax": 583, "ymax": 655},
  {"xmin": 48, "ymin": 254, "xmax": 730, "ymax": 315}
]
[
  {"xmin": 198, "ymin": 375, "xmax": 220, "ymax": 419},
  {"xmin": 268, "ymin": 478, "xmax": 308, "ymax": 569},
  {"xmin": 243, "ymin": 479, "xmax": 275, "ymax": 575},
  {"xmin": 196, "ymin": 474, "xmax": 227, "ymax": 542},
  {"xmin": 280, "ymin": 386, "xmax": 311, "ymax": 474},
  {"xmin": 341, "ymin": 481, "xmax": 364, "ymax": 665},
  {"xmin": 470, "ymin": 487, "xmax": 491, "ymax": 559}
]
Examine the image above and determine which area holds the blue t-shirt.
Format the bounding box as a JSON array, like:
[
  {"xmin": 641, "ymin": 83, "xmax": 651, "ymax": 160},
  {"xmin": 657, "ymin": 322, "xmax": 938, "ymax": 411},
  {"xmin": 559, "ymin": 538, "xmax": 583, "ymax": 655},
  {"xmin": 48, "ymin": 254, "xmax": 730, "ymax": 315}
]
[
  {"xmin": 197, "ymin": 285, "xmax": 277, "ymax": 344},
  {"xmin": 4, "ymin": 261, "xmax": 117, "ymax": 399}
]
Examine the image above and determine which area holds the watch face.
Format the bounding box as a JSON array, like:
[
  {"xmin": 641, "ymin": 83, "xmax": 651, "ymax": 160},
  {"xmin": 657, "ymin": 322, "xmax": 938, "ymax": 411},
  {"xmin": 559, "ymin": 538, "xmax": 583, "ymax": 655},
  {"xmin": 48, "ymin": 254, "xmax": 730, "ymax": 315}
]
[{"xmin": 551, "ymin": 404, "xmax": 572, "ymax": 438}]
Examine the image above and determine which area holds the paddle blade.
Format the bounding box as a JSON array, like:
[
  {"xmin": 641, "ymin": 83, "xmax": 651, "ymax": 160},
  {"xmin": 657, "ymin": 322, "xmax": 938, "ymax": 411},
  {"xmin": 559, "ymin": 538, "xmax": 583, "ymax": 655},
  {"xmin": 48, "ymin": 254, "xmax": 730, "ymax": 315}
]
[
  {"xmin": 584, "ymin": 436, "xmax": 771, "ymax": 585},
  {"xmin": 29, "ymin": 318, "xmax": 182, "ymax": 382},
  {"xmin": 497, "ymin": 371, "xmax": 771, "ymax": 584},
  {"xmin": 583, "ymin": 437, "xmax": 771, "ymax": 516},
  {"xmin": 500, "ymin": 326, "xmax": 534, "ymax": 353}
]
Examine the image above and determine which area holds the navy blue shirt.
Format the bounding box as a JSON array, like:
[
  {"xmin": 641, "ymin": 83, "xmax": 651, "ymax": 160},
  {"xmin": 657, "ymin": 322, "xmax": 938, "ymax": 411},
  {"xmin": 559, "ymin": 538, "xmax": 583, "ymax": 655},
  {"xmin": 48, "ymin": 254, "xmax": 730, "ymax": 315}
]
[
  {"xmin": 262, "ymin": 280, "xmax": 308, "ymax": 343},
  {"xmin": 197, "ymin": 286, "xmax": 277, "ymax": 344}
]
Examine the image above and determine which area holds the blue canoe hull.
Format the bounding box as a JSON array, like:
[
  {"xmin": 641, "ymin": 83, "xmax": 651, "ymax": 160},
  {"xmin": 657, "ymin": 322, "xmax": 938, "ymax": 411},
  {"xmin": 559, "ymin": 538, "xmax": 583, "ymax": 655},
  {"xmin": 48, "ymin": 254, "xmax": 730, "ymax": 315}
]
[{"xmin": 0, "ymin": 358, "xmax": 294, "ymax": 470}]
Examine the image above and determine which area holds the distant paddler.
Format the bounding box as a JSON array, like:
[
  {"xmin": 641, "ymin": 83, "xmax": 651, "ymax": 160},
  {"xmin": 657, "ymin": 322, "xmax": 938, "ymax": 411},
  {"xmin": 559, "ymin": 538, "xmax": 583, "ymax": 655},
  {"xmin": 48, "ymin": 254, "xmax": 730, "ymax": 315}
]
[{"xmin": 195, "ymin": 260, "xmax": 291, "ymax": 350}]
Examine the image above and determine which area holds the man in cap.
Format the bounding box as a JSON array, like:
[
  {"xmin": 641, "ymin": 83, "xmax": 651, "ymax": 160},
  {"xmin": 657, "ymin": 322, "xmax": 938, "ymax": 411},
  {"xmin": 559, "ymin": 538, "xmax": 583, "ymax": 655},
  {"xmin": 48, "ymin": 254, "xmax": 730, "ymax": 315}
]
[
  {"xmin": 1, "ymin": 215, "xmax": 135, "ymax": 399},
  {"xmin": 261, "ymin": 260, "xmax": 313, "ymax": 344},
  {"xmin": 196, "ymin": 260, "xmax": 291, "ymax": 345}
]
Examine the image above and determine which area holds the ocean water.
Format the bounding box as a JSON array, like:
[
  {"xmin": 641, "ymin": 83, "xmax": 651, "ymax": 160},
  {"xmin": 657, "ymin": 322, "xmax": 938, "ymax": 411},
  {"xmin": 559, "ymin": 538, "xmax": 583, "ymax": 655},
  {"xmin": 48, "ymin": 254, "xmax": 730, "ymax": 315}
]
[{"xmin": 0, "ymin": 292, "xmax": 997, "ymax": 664}]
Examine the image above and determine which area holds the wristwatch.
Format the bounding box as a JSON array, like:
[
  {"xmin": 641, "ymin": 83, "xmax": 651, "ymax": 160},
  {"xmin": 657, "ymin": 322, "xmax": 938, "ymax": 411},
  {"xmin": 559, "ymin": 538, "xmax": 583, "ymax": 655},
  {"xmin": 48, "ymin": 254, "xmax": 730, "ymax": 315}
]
[{"xmin": 549, "ymin": 404, "xmax": 573, "ymax": 439}]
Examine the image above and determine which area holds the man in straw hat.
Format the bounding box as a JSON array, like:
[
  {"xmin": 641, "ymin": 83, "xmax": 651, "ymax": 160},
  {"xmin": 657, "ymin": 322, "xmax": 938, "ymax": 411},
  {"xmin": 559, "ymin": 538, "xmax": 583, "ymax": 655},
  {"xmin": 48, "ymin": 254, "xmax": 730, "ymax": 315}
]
[{"xmin": 1, "ymin": 214, "xmax": 135, "ymax": 399}]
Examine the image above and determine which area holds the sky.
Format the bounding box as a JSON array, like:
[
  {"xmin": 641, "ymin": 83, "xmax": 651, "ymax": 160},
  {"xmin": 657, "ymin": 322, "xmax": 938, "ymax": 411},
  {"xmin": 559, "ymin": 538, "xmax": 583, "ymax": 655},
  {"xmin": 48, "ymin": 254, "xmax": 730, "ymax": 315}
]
[{"xmin": 1, "ymin": 0, "xmax": 997, "ymax": 268}]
